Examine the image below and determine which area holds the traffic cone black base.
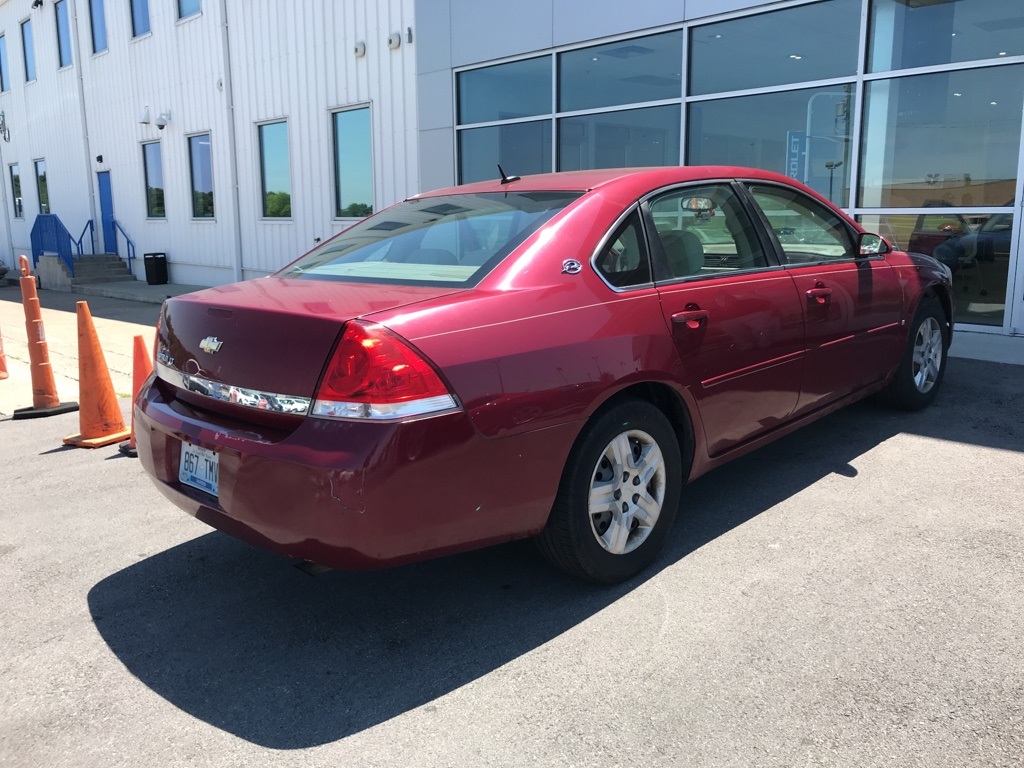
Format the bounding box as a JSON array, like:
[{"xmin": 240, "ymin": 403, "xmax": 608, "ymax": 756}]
[{"xmin": 12, "ymin": 402, "xmax": 79, "ymax": 420}]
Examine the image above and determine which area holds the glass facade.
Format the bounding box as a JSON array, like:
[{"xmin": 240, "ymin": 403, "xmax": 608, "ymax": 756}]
[
  {"xmin": 142, "ymin": 142, "xmax": 164, "ymax": 218},
  {"xmin": 131, "ymin": 0, "xmax": 151, "ymax": 38},
  {"xmin": 259, "ymin": 121, "xmax": 291, "ymax": 218},
  {"xmin": 333, "ymin": 107, "xmax": 373, "ymax": 218},
  {"xmin": 55, "ymin": 1, "xmax": 72, "ymax": 68},
  {"xmin": 454, "ymin": 0, "xmax": 1024, "ymax": 331},
  {"xmin": 20, "ymin": 20, "xmax": 34, "ymax": 82},
  {"xmin": 178, "ymin": 0, "xmax": 201, "ymax": 20},
  {"xmin": 89, "ymin": 0, "xmax": 107, "ymax": 54},
  {"xmin": 9, "ymin": 164, "xmax": 22, "ymax": 219},
  {"xmin": 0, "ymin": 35, "xmax": 8, "ymax": 92},
  {"xmin": 188, "ymin": 134, "xmax": 214, "ymax": 218},
  {"xmin": 34, "ymin": 160, "xmax": 48, "ymax": 214}
]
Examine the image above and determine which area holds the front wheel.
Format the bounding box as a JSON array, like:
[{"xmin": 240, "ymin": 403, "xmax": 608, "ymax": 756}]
[
  {"xmin": 536, "ymin": 399, "xmax": 682, "ymax": 583},
  {"xmin": 878, "ymin": 297, "xmax": 949, "ymax": 411}
]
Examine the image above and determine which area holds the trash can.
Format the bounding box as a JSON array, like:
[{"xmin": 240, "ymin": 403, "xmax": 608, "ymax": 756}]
[{"xmin": 143, "ymin": 253, "xmax": 168, "ymax": 286}]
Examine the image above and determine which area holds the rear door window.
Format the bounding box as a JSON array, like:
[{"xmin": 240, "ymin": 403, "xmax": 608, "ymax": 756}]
[{"xmin": 646, "ymin": 183, "xmax": 768, "ymax": 280}]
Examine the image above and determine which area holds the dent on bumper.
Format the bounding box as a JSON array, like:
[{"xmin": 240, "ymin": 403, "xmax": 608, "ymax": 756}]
[{"xmin": 134, "ymin": 385, "xmax": 580, "ymax": 569}]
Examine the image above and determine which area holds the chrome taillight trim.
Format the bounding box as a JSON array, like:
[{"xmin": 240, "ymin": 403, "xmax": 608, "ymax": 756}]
[
  {"xmin": 311, "ymin": 394, "xmax": 461, "ymax": 422},
  {"xmin": 155, "ymin": 361, "xmax": 312, "ymax": 415}
]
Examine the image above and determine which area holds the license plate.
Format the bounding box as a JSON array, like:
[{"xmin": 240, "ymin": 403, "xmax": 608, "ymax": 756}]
[{"xmin": 179, "ymin": 442, "xmax": 219, "ymax": 496}]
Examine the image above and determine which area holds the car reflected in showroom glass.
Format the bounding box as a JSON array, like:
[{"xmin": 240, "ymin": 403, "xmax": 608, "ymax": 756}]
[
  {"xmin": 861, "ymin": 207, "xmax": 1013, "ymax": 327},
  {"xmin": 136, "ymin": 167, "xmax": 953, "ymax": 583}
]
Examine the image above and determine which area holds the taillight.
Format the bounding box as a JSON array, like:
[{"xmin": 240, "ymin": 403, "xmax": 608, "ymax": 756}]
[{"xmin": 312, "ymin": 320, "xmax": 459, "ymax": 421}]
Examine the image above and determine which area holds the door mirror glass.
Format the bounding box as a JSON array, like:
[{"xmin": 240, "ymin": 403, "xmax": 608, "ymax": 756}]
[{"xmin": 858, "ymin": 232, "xmax": 889, "ymax": 256}]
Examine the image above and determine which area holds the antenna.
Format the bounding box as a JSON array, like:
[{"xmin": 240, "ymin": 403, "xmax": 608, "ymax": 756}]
[{"xmin": 497, "ymin": 164, "xmax": 521, "ymax": 185}]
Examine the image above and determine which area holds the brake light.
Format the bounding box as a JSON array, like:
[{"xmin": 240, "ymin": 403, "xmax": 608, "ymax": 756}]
[{"xmin": 312, "ymin": 321, "xmax": 459, "ymax": 421}]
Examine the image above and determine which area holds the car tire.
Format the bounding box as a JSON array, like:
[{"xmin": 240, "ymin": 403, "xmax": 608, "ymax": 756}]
[
  {"xmin": 878, "ymin": 296, "xmax": 949, "ymax": 411},
  {"xmin": 537, "ymin": 399, "xmax": 682, "ymax": 583}
]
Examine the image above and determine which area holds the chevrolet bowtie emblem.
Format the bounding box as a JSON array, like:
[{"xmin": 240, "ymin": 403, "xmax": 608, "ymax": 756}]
[{"xmin": 200, "ymin": 336, "xmax": 223, "ymax": 354}]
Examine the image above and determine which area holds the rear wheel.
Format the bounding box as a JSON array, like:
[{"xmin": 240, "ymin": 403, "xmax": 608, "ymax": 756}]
[
  {"xmin": 878, "ymin": 297, "xmax": 948, "ymax": 411},
  {"xmin": 537, "ymin": 399, "xmax": 682, "ymax": 583}
]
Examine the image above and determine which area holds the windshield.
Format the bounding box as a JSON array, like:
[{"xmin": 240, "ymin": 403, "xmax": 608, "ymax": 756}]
[{"xmin": 278, "ymin": 191, "xmax": 582, "ymax": 286}]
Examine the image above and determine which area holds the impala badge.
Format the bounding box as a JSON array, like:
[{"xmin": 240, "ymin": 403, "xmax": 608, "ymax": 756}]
[
  {"xmin": 200, "ymin": 336, "xmax": 223, "ymax": 354},
  {"xmin": 562, "ymin": 259, "xmax": 583, "ymax": 275}
]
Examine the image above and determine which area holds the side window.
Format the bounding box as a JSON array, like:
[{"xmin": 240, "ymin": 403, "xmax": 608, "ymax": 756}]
[
  {"xmin": 749, "ymin": 184, "xmax": 855, "ymax": 264},
  {"xmin": 595, "ymin": 210, "xmax": 651, "ymax": 288},
  {"xmin": 648, "ymin": 183, "xmax": 767, "ymax": 279}
]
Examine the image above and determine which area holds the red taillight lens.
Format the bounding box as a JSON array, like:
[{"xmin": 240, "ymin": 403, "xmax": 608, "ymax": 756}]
[{"xmin": 313, "ymin": 321, "xmax": 457, "ymax": 421}]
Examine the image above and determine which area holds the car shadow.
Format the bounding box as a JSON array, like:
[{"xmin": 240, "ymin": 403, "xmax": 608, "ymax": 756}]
[{"xmin": 86, "ymin": 358, "xmax": 1022, "ymax": 749}]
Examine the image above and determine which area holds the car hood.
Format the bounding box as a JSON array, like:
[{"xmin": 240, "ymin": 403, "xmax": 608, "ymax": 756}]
[{"xmin": 156, "ymin": 277, "xmax": 464, "ymax": 397}]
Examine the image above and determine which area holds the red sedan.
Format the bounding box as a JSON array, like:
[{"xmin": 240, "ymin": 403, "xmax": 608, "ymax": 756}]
[{"xmin": 136, "ymin": 166, "xmax": 952, "ymax": 583}]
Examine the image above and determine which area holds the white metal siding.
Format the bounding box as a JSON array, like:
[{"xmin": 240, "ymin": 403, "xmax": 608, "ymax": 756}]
[
  {"xmin": 228, "ymin": 0, "xmax": 417, "ymax": 277},
  {"xmin": 0, "ymin": 0, "xmax": 417, "ymax": 286}
]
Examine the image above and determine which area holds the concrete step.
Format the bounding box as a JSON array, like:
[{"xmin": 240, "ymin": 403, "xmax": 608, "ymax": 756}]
[
  {"xmin": 71, "ymin": 275, "xmax": 137, "ymax": 285},
  {"xmin": 73, "ymin": 265, "xmax": 133, "ymax": 278}
]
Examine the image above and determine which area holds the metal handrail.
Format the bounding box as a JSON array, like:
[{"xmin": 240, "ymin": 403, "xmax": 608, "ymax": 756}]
[
  {"xmin": 75, "ymin": 220, "xmax": 95, "ymax": 258},
  {"xmin": 29, "ymin": 214, "xmax": 76, "ymax": 277},
  {"xmin": 113, "ymin": 220, "xmax": 136, "ymax": 266}
]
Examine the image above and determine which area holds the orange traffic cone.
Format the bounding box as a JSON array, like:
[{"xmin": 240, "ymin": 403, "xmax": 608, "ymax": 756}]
[
  {"xmin": 63, "ymin": 301, "xmax": 131, "ymax": 448},
  {"xmin": 118, "ymin": 333, "xmax": 155, "ymax": 457},
  {"xmin": 12, "ymin": 255, "xmax": 79, "ymax": 420},
  {"xmin": 0, "ymin": 322, "xmax": 8, "ymax": 380}
]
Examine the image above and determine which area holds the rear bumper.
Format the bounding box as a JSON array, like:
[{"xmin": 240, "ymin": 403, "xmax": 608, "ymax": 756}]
[{"xmin": 135, "ymin": 383, "xmax": 579, "ymax": 569}]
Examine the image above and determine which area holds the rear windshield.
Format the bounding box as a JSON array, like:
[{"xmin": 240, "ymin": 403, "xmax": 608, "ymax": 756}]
[{"xmin": 278, "ymin": 191, "xmax": 582, "ymax": 286}]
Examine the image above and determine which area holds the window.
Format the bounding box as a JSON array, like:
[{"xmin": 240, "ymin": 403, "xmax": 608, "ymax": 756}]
[
  {"xmin": 594, "ymin": 211, "xmax": 651, "ymax": 289},
  {"xmin": 34, "ymin": 160, "xmax": 49, "ymax": 214},
  {"xmin": 688, "ymin": 85, "xmax": 855, "ymax": 207},
  {"xmin": 558, "ymin": 105, "xmax": 680, "ymax": 172},
  {"xmin": 559, "ymin": 32, "xmax": 682, "ymax": 112},
  {"xmin": 859, "ymin": 209, "xmax": 1015, "ymax": 327},
  {"xmin": 131, "ymin": 0, "xmax": 151, "ymax": 37},
  {"xmin": 459, "ymin": 121, "xmax": 552, "ymax": 185},
  {"xmin": 457, "ymin": 57, "xmax": 551, "ymax": 125},
  {"xmin": 0, "ymin": 35, "xmax": 9, "ymax": 92},
  {"xmin": 178, "ymin": 0, "xmax": 201, "ymax": 20},
  {"xmin": 333, "ymin": 107, "xmax": 373, "ymax": 218},
  {"xmin": 259, "ymin": 121, "xmax": 291, "ymax": 218},
  {"xmin": 279, "ymin": 192, "xmax": 580, "ymax": 287},
  {"xmin": 142, "ymin": 142, "xmax": 164, "ymax": 218},
  {"xmin": 689, "ymin": 0, "xmax": 861, "ymax": 96},
  {"xmin": 859, "ymin": 65, "xmax": 1024, "ymax": 208},
  {"xmin": 648, "ymin": 184, "xmax": 768, "ymax": 279},
  {"xmin": 89, "ymin": 0, "xmax": 107, "ymax": 54},
  {"xmin": 55, "ymin": 0, "xmax": 72, "ymax": 67},
  {"xmin": 9, "ymin": 164, "xmax": 22, "ymax": 219},
  {"xmin": 21, "ymin": 20, "xmax": 35, "ymax": 82},
  {"xmin": 869, "ymin": 0, "xmax": 1023, "ymax": 73},
  {"xmin": 188, "ymin": 134, "xmax": 214, "ymax": 218},
  {"xmin": 748, "ymin": 184, "xmax": 855, "ymax": 263}
]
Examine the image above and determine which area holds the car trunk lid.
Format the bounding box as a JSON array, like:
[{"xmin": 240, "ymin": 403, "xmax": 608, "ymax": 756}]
[{"xmin": 156, "ymin": 277, "xmax": 464, "ymax": 399}]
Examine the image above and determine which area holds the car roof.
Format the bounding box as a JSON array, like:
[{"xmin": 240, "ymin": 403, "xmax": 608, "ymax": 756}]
[{"xmin": 414, "ymin": 166, "xmax": 805, "ymax": 199}]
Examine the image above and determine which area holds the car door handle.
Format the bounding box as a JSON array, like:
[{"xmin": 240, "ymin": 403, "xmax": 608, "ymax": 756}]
[
  {"xmin": 806, "ymin": 287, "xmax": 832, "ymax": 305},
  {"xmin": 671, "ymin": 309, "xmax": 709, "ymax": 329}
]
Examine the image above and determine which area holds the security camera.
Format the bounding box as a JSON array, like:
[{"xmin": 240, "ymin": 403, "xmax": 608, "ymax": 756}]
[{"xmin": 155, "ymin": 111, "xmax": 170, "ymax": 130}]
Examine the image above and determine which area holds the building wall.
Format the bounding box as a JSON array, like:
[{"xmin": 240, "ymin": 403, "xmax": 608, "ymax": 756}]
[
  {"xmin": 0, "ymin": 0, "xmax": 417, "ymax": 286},
  {"xmin": 414, "ymin": 0, "xmax": 770, "ymax": 191},
  {"xmin": 0, "ymin": 0, "xmax": 92, "ymax": 264},
  {"xmin": 416, "ymin": 0, "xmax": 1024, "ymax": 345}
]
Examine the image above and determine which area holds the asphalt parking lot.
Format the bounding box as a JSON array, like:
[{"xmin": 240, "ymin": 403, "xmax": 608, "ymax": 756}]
[{"xmin": 2, "ymin": 323, "xmax": 1024, "ymax": 766}]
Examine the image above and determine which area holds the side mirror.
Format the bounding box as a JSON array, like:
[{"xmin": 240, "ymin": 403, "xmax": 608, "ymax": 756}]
[{"xmin": 858, "ymin": 232, "xmax": 890, "ymax": 256}]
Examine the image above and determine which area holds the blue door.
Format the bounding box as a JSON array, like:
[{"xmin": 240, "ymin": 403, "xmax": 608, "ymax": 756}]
[{"xmin": 98, "ymin": 172, "xmax": 116, "ymax": 255}]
